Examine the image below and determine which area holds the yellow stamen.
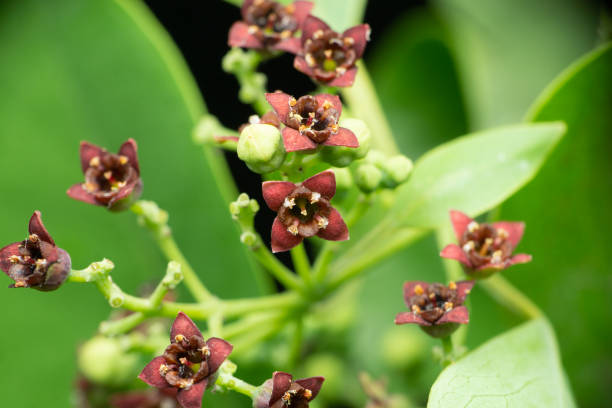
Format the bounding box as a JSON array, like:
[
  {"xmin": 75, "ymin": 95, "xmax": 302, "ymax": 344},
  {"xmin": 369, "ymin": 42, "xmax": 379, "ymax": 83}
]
[
  {"xmin": 414, "ymin": 284, "xmax": 424, "ymax": 295},
  {"xmin": 479, "ymin": 238, "xmax": 493, "ymax": 255},
  {"xmin": 119, "ymin": 155, "xmax": 129, "ymax": 165},
  {"xmin": 89, "ymin": 156, "xmax": 100, "ymax": 167},
  {"xmin": 443, "ymin": 302, "xmax": 454, "ymax": 310},
  {"xmin": 303, "ymin": 389, "xmax": 313, "ymax": 399},
  {"xmin": 103, "ymin": 171, "xmax": 112, "ymax": 180},
  {"xmin": 467, "ymin": 221, "xmax": 479, "ymax": 233},
  {"xmin": 448, "ymin": 281, "xmax": 457, "ymax": 290},
  {"xmin": 289, "ymin": 98, "xmax": 297, "ymax": 107},
  {"xmin": 175, "ymin": 334, "xmax": 185, "ymax": 342}
]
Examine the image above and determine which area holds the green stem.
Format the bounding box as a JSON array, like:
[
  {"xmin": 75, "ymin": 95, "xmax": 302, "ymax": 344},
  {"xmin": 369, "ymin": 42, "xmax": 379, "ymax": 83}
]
[
  {"xmin": 216, "ymin": 368, "xmax": 258, "ymax": 398},
  {"xmin": 291, "ymin": 244, "xmax": 311, "ymax": 286},
  {"xmin": 221, "ymin": 292, "xmax": 302, "ymax": 317},
  {"xmin": 222, "ymin": 311, "xmax": 283, "ymax": 339},
  {"xmin": 288, "ymin": 318, "xmax": 304, "ymax": 369},
  {"xmin": 341, "ymin": 61, "xmax": 399, "ymax": 155},
  {"xmin": 99, "ymin": 312, "xmax": 146, "ymax": 336},
  {"xmin": 441, "ymin": 336, "xmax": 454, "ymax": 367},
  {"xmin": 480, "ymin": 275, "xmax": 543, "ymax": 320},
  {"xmin": 251, "ymin": 240, "xmax": 303, "ymax": 292}
]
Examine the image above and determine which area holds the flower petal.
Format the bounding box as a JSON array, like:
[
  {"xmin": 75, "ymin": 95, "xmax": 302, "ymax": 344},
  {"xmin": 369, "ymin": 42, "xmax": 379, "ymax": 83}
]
[
  {"xmin": 0, "ymin": 242, "xmax": 21, "ymax": 274},
  {"xmin": 282, "ymin": 127, "xmax": 317, "ymax": 152},
  {"xmin": 138, "ymin": 356, "xmax": 170, "ymax": 389},
  {"xmin": 241, "ymin": 0, "xmax": 255, "ymax": 19},
  {"xmin": 177, "ymin": 379, "xmax": 207, "ymax": 408},
  {"xmin": 79, "ymin": 141, "xmax": 104, "ymax": 173},
  {"xmin": 440, "ymin": 244, "xmax": 472, "ymax": 268},
  {"xmin": 510, "ymin": 253, "xmax": 532, "ymax": 265},
  {"xmin": 322, "ymin": 127, "xmax": 359, "ymax": 148},
  {"xmin": 316, "ymin": 208, "xmax": 349, "ymax": 241},
  {"xmin": 295, "ymin": 376, "xmax": 325, "ymax": 399},
  {"xmin": 342, "ymin": 24, "xmax": 370, "ymax": 59},
  {"xmin": 271, "ymin": 217, "xmax": 303, "ymax": 253},
  {"xmin": 260, "ymin": 111, "xmax": 281, "ymax": 128},
  {"xmin": 271, "ymin": 371, "xmax": 293, "ymax": 405},
  {"xmin": 314, "ymin": 94, "xmax": 342, "ymax": 116},
  {"xmin": 394, "ymin": 311, "xmax": 430, "ymax": 326},
  {"xmin": 302, "ymin": 170, "xmax": 336, "ymax": 199},
  {"xmin": 28, "ymin": 211, "xmax": 55, "ymax": 246},
  {"xmin": 118, "ymin": 138, "xmax": 140, "ymax": 175},
  {"xmin": 206, "ymin": 337, "xmax": 233, "ymax": 374},
  {"xmin": 449, "ymin": 210, "xmax": 472, "ymax": 240},
  {"xmin": 170, "ymin": 312, "xmax": 202, "ymax": 342},
  {"xmin": 301, "ymin": 15, "xmax": 330, "ymax": 44},
  {"xmin": 455, "ymin": 280, "xmax": 475, "ymax": 304},
  {"xmin": 493, "ymin": 221, "xmax": 525, "ymax": 249},
  {"xmin": 403, "ymin": 281, "xmax": 429, "ymax": 305},
  {"xmin": 228, "ymin": 21, "xmax": 264, "ymax": 49},
  {"xmin": 265, "ymin": 92, "xmax": 293, "ymax": 124},
  {"xmin": 274, "ymin": 37, "xmax": 302, "ymax": 54},
  {"xmin": 107, "ymin": 179, "xmax": 143, "ymax": 211},
  {"xmin": 262, "ymin": 181, "xmax": 297, "ymax": 211},
  {"xmin": 292, "ymin": 1, "xmax": 314, "ymax": 27},
  {"xmin": 66, "ymin": 184, "xmax": 100, "ymax": 206},
  {"xmin": 327, "ymin": 67, "xmax": 357, "ymax": 87},
  {"xmin": 437, "ymin": 305, "xmax": 469, "ymax": 325},
  {"xmin": 293, "ymin": 56, "xmax": 315, "ymax": 77}
]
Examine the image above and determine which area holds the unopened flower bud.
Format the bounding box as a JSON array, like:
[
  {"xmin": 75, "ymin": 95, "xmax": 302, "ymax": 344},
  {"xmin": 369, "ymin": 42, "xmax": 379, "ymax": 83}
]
[
  {"xmin": 319, "ymin": 118, "xmax": 371, "ymax": 167},
  {"xmin": 78, "ymin": 336, "xmax": 139, "ymax": 387},
  {"xmin": 381, "ymin": 155, "xmax": 413, "ymax": 188},
  {"xmin": 353, "ymin": 163, "xmax": 382, "ymax": 193},
  {"xmin": 238, "ymin": 124, "xmax": 286, "ymax": 174},
  {"xmin": 331, "ymin": 167, "xmax": 352, "ymax": 190}
]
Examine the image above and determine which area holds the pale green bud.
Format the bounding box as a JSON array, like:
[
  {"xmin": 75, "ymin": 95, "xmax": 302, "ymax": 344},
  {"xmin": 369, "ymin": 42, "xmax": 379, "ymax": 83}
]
[
  {"xmin": 237, "ymin": 124, "xmax": 285, "ymax": 174},
  {"xmin": 78, "ymin": 336, "xmax": 139, "ymax": 387},
  {"xmin": 319, "ymin": 118, "xmax": 371, "ymax": 167},
  {"xmin": 353, "ymin": 163, "xmax": 382, "ymax": 193},
  {"xmin": 365, "ymin": 149, "xmax": 386, "ymax": 167},
  {"xmin": 332, "ymin": 167, "xmax": 353, "ymax": 190},
  {"xmin": 382, "ymin": 155, "xmax": 413, "ymax": 187}
]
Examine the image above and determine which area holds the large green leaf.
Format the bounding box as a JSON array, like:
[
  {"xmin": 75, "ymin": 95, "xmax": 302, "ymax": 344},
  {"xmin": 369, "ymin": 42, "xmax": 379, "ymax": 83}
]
[
  {"xmin": 428, "ymin": 318, "xmax": 575, "ymax": 407},
  {"xmin": 499, "ymin": 43, "xmax": 612, "ymax": 406},
  {"xmin": 0, "ymin": 0, "xmax": 263, "ymax": 406},
  {"xmin": 394, "ymin": 123, "xmax": 565, "ymax": 228}
]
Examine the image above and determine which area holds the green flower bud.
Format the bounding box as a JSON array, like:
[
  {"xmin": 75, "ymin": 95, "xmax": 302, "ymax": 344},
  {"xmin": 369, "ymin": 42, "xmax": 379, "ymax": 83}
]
[
  {"xmin": 332, "ymin": 167, "xmax": 353, "ymax": 190},
  {"xmin": 78, "ymin": 336, "xmax": 139, "ymax": 387},
  {"xmin": 381, "ymin": 155, "xmax": 413, "ymax": 188},
  {"xmin": 237, "ymin": 124, "xmax": 286, "ymax": 174},
  {"xmin": 353, "ymin": 162, "xmax": 382, "ymax": 193},
  {"xmin": 365, "ymin": 149, "xmax": 386, "ymax": 167},
  {"xmin": 319, "ymin": 118, "xmax": 371, "ymax": 167}
]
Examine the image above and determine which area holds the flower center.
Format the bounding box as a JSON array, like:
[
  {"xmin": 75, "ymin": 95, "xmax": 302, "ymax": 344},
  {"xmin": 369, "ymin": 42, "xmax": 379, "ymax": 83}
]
[
  {"xmin": 281, "ymin": 385, "xmax": 313, "ymax": 407},
  {"xmin": 7, "ymin": 234, "xmax": 51, "ymax": 288},
  {"xmin": 279, "ymin": 188, "xmax": 331, "ymax": 238},
  {"xmin": 287, "ymin": 96, "xmax": 339, "ymax": 143},
  {"xmin": 409, "ymin": 283, "xmax": 458, "ymax": 323},
  {"xmin": 460, "ymin": 222, "xmax": 512, "ymax": 267},
  {"xmin": 84, "ymin": 154, "xmax": 131, "ymax": 195},
  {"xmin": 160, "ymin": 334, "xmax": 211, "ymax": 389},
  {"xmin": 246, "ymin": 0, "xmax": 297, "ymax": 42},
  {"xmin": 304, "ymin": 30, "xmax": 356, "ymax": 76}
]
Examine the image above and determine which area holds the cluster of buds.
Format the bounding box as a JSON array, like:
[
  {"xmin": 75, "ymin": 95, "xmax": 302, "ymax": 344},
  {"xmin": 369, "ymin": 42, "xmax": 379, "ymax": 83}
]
[{"xmin": 352, "ymin": 150, "xmax": 413, "ymax": 193}]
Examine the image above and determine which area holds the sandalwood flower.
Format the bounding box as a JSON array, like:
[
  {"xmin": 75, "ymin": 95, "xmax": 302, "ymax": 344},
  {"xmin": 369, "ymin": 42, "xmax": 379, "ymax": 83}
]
[
  {"xmin": 254, "ymin": 371, "xmax": 324, "ymax": 408},
  {"xmin": 228, "ymin": 0, "xmax": 313, "ymax": 53},
  {"xmin": 266, "ymin": 92, "xmax": 358, "ymax": 152},
  {"xmin": 262, "ymin": 170, "xmax": 349, "ymax": 252},
  {"xmin": 0, "ymin": 211, "xmax": 71, "ymax": 291},
  {"xmin": 67, "ymin": 139, "xmax": 143, "ymax": 211},
  {"xmin": 440, "ymin": 210, "xmax": 532, "ymax": 278},
  {"xmin": 139, "ymin": 313, "xmax": 233, "ymax": 408},
  {"xmin": 395, "ymin": 281, "xmax": 474, "ymax": 338},
  {"xmin": 294, "ymin": 15, "xmax": 370, "ymax": 87}
]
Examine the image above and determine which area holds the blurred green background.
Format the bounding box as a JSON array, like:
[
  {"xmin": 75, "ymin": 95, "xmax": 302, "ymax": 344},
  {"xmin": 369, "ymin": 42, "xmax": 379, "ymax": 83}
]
[{"xmin": 0, "ymin": 0, "xmax": 610, "ymax": 407}]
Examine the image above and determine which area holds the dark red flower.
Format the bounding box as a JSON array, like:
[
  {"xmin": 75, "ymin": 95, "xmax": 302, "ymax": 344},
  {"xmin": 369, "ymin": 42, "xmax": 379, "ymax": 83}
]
[
  {"xmin": 265, "ymin": 92, "xmax": 358, "ymax": 152},
  {"xmin": 255, "ymin": 371, "xmax": 324, "ymax": 408},
  {"xmin": 440, "ymin": 210, "xmax": 532, "ymax": 278},
  {"xmin": 139, "ymin": 312, "xmax": 233, "ymax": 408},
  {"xmin": 262, "ymin": 170, "xmax": 349, "ymax": 253},
  {"xmin": 293, "ymin": 16, "xmax": 370, "ymax": 87},
  {"xmin": 228, "ymin": 0, "xmax": 313, "ymax": 53},
  {"xmin": 395, "ymin": 281, "xmax": 474, "ymax": 338},
  {"xmin": 67, "ymin": 139, "xmax": 143, "ymax": 211},
  {"xmin": 0, "ymin": 211, "xmax": 71, "ymax": 291},
  {"xmin": 111, "ymin": 389, "xmax": 179, "ymax": 408}
]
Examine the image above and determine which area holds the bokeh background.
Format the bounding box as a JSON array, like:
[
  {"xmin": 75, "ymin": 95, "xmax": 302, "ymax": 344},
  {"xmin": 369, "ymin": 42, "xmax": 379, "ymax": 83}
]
[{"xmin": 0, "ymin": 0, "xmax": 611, "ymax": 406}]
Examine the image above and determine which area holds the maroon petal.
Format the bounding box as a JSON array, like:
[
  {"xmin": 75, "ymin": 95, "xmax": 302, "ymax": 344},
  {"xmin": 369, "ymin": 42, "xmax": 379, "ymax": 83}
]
[
  {"xmin": 293, "ymin": 56, "xmax": 315, "ymax": 78},
  {"xmin": 28, "ymin": 211, "xmax": 55, "ymax": 246},
  {"xmin": 316, "ymin": 208, "xmax": 348, "ymax": 241},
  {"xmin": 493, "ymin": 221, "xmax": 525, "ymax": 249},
  {"xmin": 274, "ymin": 37, "xmax": 302, "ymax": 54},
  {"xmin": 403, "ymin": 281, "xmax": 429, "ymax": 305},
  {"xmin": 271, "ymin": 217, "xmax": 303, "ymax": 253},
  {"xmin": 510, "ymin": 253, "xmax": 532, "ymax": 265},
  {"xmin": 265, "ymin": 92, "xmax": 293, "ymax": 124},
  {"xmin": 79, "ymin": 141, "xmax": 104, "ymax": 173},
  {"xmin": 107, "ymin": 179, "xmax": 143, "ymax": 210},
  {"xmin": 240, "ymin": 0, "xmax": 255, "ymax": 19},
  {"xmin": 322, "ymin": 128, "xmax": 359, "ymax": 148},
  {"xmin": 118, "ymin": 138, "xmax": 140, "ymax": 174},
  {"xmin": 301, "ymin": 15, "xmax": 330, "ymax": 44},
  {"xmin": 455, "ymin": 280, "xmax": 475, "ymax": 303},
  {"xmin": 110, "ymin": 392, "xmax": 153, "ymax": 408},
  {"xmin": 262, "ymin": 181, "xmax": 297, "ymax": 211},
  {"xmin": 449, "ymin": 210, "xmax": 472, "ymax": 240},
  {"xmin": 170, "ymin": 312, "xmax": 202, "ymax": 342},
  {"xmin": 0, "ymin": 242, "xmax": 21, "ymax": 274},
  {"xmin": 394, "ymin": 311, "xmax": 430, "ymax": 326},
  {"xmin": 138, "ymin": 356, "xmax": 170, "ymax": 389},
  {"xmin": 271, "ymin": 371, "xmax": 293, "ymax": 405},
  {"xmin": 327, "ymin": 67, "xmax": 357, "ymax": 87},
  {"xmin": 476, "ymin": 262, "xmax": 506, "ymax": 272},
  {"xmin": 292, "ymin": 1, "xmax": 314, "ymax": 27},
  {"xmin": 302, "ymin": 170, "xmax": 336, "ymax": 199},
  {"xmin": 177, "ymin": 379, "xmax": 207, "ymax": 408},
  {"xmin": 282, "ymin": 127, "xmax": 317, "ymax": 152},
  {"xmin": 342, "ymin": 24, "xmax": 371, "ymax": 59},
  {"xmin": 440, "ymin": 244, "xmax": 472, "ymax": 268},
  {"xmin": 228, "ymin": 21, "xmax": 264, "ymax": 49},
  {"xmin": 437, "ymin": 305, "xmax": 469, "ymax": 325},
  {"xmin": 66, "ymin": 184, "xmax": 100, "ymax": 206},
  {"xmin": 314, "ymin": 94, "xmax": 342, "ymax": 116},
  {"xmin": 206, "ymin": 337, "xmax": 233, "ymax": 374},
  {"xmin": 295, "ymin": 377, "xmax": 324, "ymax": 399}
]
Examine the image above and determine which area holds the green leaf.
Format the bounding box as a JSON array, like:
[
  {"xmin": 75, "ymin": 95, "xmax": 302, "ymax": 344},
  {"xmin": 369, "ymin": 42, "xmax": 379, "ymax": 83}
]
[
  {"xmin": 428, "ymin": 318, "xmax": 576, "ymax": 408},
  {"xmin": 310, "ymin": 0, "xmax": 367, "ymax": 31},
  {"xmin": 394, "ymin": 123, "xmax": 565, "ymax": 228},
  {"xmin": 499, "ymin": 42, "xmax": 612, "ymax": 406}
]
